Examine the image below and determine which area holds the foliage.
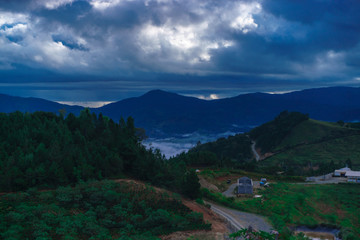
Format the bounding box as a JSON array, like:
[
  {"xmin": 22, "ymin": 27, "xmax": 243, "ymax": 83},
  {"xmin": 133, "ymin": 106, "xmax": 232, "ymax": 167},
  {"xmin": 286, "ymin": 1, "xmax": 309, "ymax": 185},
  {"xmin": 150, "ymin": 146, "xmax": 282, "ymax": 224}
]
[
  {"xmin": 0, "ymin": 110, "xmax": 200, "ymax": 198},
  {"xmin": 347, "ymin": 122, "xmax": 360, "ymax": 129},
  {"xmin": 249, "ymin": 111, "xmax": 309, "ymax": 154},
  {"xmin": 182, "ymin": 170, "xmax": 201, "ymax": 199},
  {"xmin": 250, "ymin": 113, "xmax": 360, "ymax": 175},
  {"xmin": 0, "ymin": 180, "xmax": 211, "ymax": 239},
  {"xmin": 172, "ymin": 111, "xmax": 360, "ymax": 176},
  {"xmin": 259, "ymin": 134, "xmax": 360, "ymax": 175},
  {"xmin": 172, "ymin": 133, "xmax": 252, "ymax": 168}
]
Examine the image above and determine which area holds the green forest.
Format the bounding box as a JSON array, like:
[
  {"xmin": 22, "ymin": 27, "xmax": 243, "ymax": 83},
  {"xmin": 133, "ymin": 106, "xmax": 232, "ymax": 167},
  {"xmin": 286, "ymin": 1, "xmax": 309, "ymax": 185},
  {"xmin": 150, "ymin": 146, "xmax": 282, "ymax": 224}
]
[
  {"xmin": 172, "ymin": 133, "xmax": 253, "ymax": 170},
  {"xmin": 249, "ymin": 111, "xmax": 309, "ymax": 154},
  {"xmin": 0, "ymin": 110, "xmax": 200, "ymax": 199},
  {"xmin": 0, "ymin": 180, "xmax": 210, "ymax": 239}
]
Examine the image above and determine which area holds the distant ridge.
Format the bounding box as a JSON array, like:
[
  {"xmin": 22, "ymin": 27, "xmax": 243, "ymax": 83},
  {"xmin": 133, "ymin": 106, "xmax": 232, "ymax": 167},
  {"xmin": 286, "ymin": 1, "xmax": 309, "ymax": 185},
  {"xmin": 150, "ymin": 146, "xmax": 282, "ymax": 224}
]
[
  {"xmin": 0, "ymin": 93, "xmax": 83, "ymax": 115},
  {"xmin": 1, "ymin": 86, "xmax": 360, "ymax": 137},
  {"xmin": 96, "ymin": 86, "xmax": 360, "ymax": 136}
]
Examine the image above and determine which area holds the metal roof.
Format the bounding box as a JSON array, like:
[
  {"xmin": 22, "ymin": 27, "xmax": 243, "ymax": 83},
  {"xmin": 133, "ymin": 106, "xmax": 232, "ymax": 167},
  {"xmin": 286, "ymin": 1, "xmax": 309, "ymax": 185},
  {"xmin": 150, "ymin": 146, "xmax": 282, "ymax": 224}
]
[
  {"xmin": 237, "ymin": 177, "xmax": 253, "ymax": 194},
  {"xmin": 346, "ymin": 171, "xmax": 360, "ymax": 177},
  {"xmin": 335, "ymin": 167, "xmax": 351, "ymax": 172}
]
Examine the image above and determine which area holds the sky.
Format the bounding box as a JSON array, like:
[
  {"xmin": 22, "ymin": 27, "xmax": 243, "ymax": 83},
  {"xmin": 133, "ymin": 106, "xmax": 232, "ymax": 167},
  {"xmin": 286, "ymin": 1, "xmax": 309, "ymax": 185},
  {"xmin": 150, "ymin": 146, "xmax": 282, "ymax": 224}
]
[{"xmin": 1, "ymin": 0, "xmax": 360, "ymax": 106}]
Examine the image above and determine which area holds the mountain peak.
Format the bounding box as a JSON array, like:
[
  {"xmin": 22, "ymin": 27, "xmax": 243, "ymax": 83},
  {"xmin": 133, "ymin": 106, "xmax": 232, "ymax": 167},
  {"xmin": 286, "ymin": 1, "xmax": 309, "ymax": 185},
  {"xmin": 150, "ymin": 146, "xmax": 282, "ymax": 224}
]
[{"xmin": 142, "ymin": 89, "xmax": 177, "ymax": 97}]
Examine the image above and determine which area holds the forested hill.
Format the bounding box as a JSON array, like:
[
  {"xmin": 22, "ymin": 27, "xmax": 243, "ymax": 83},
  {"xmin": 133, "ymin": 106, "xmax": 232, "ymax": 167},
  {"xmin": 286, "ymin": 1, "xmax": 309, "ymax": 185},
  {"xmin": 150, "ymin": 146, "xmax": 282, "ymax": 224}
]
[
  {"xmin": 1, "ymin": 86, "xmax": 360, "ymax": 137},
  {"xmin": 176, "ymin": 111, "xmax": 360, "ymax": 176},
  {"xmin": 249, "ymin": 111, "xmax": 310, "ymax": 154},
  {"xmin": 252, "ymin": 112, "xmax": 360, "ymax": 175},
  {"xmin": 0, "ymin": 110, "xmax": 200, "ymax": 199}
]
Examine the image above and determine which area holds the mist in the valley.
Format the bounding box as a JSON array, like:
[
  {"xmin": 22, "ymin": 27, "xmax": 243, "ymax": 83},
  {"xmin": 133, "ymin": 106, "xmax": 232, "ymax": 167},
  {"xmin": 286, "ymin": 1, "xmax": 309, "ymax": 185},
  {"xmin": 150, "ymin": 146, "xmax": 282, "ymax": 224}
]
[{"xmin": 142, "ymin": 131, "xmax": 239, "ymax": 158}]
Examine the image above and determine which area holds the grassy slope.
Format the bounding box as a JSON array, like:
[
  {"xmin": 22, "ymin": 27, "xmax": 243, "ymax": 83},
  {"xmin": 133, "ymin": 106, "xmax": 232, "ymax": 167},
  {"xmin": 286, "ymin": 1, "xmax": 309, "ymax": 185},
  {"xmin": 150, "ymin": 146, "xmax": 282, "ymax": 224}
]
[
  {"xmin": 260, "ymin": 119, "xmax": 360, "ymax": 173},
  {"xmin": 241, "ymin": 183, "xmax": 360, "ymax": 239},
  {"xmin": 274, "ymin": 119, "xmax": 352, "ymax": 151}
]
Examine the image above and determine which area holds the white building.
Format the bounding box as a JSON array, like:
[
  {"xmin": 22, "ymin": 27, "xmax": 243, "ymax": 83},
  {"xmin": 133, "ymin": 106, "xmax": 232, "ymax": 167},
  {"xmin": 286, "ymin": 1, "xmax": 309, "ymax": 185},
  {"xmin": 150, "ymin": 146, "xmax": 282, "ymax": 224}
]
[
  {"xmin": 346, "ymin": 171, "xmax": 360, "ymax": 183},
  {"xmin": 334, "ymin": 167, "xmax": 351, "ymax": 177},
  {"xmin": 334, "ymin": 167, "xmax": 360, "ymax": 183}
]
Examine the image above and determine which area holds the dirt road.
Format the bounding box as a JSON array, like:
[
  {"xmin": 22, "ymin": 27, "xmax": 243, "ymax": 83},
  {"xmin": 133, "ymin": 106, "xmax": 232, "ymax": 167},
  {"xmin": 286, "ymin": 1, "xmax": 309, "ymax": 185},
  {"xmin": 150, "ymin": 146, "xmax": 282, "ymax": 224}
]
[{"xmin": 251, "ymin": 141, "xmax": 260, "ymax": 161}]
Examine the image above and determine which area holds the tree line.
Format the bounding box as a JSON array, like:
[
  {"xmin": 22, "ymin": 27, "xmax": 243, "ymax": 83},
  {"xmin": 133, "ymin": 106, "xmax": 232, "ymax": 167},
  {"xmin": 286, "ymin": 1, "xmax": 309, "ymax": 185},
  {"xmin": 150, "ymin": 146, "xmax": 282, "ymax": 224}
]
[{"xmin": 0, "ymin": 110, "xmax": 200, "ymax": 199}]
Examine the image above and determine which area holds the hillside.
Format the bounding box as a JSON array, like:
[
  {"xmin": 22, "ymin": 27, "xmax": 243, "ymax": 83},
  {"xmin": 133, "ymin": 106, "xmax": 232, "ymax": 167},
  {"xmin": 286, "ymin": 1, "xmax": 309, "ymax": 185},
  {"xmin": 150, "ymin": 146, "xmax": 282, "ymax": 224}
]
[
  {"xmin": 0, "ymin": 180, "xmax": 211, "ymax": 239},
  {"xmin": 0, "ymin": 110, "xmax": 201, "ymax": 200},
  {"xmin": 2, "ymin": 87, "xmax": 360, "ymax": 137},
  {"xmin": 251, "ymin": 112, "xmax": 360, "ymax": 175},
  {"xmin": 176, "ymin": 134, "xmax": 253, "ymax": 168},
  {"xmin": 181, "ymin": 111, "xmax": 360, "ymax": 176}
]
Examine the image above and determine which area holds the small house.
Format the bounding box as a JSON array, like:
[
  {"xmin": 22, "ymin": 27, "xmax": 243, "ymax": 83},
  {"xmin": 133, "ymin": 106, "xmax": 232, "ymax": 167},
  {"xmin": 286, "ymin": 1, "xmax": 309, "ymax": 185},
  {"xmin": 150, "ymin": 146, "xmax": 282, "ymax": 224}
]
[{"xmin": 237, "ymin": 177, "xmax": 253, "ymax": 195}]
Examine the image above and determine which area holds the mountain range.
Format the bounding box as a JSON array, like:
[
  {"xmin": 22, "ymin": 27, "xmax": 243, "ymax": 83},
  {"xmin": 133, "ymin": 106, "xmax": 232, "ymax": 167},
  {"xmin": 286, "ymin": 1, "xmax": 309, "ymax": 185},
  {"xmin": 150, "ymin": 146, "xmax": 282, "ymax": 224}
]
[{"xmin": 1, "ymin": 86, "xmax": 360, "ymax": 137}]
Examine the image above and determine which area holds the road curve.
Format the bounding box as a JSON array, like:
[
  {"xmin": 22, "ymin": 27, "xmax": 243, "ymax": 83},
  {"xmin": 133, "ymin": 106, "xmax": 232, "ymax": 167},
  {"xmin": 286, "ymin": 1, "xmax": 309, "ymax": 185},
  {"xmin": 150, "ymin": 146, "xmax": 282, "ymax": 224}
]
[
  {"xmin": 207, "ymin": 201, "xmax": 273, "ymax": 233},
  {"xmin": 210, "ymin": 203, "xmax": 244, "ymax": 231}
]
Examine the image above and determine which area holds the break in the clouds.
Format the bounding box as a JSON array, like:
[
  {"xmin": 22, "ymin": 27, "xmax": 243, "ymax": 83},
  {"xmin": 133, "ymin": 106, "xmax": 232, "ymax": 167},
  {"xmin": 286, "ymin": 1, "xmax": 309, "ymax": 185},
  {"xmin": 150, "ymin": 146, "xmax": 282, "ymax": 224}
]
[{"xmin": 1, "ymin": 0, "xmax": 360, "ymax": 103}]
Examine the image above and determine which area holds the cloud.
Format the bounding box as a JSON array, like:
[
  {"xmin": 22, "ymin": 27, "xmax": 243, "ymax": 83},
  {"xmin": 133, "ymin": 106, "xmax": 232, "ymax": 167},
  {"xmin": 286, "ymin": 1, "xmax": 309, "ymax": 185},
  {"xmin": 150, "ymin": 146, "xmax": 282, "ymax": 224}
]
[
  {"xmin": 0, "ymin": 0, "xmax": 359, "ymax": 102},
  {"xmin": 56, "ymin": 101, "xmax": 113, "ymax": 107},
  {"xmin": 37, "ymin": 0, "xmax": 76, "ymax": 9}
]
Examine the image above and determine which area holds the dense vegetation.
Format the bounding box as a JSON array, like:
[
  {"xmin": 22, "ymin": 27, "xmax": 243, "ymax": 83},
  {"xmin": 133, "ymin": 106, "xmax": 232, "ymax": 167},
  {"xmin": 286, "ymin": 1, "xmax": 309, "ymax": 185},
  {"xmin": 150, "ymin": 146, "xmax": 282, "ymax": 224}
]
[
  {"xmin": 172, "ymin": 134, "xmax": 253, "ymax": 168},
  {"xmin": 257, "ymin": 118, "xmax": 360, "ymax": 175},
  {"xmin": 0, "ymin": 110, "xmax": 200, "ymax": 199},
  {"xmin": 249, "ymin": 111, "xmax": 309, "ymax": 154},
  {"xmin": 203, "ymin": 183, "xmax": 360, "ymax": 240},
  {"xmin": 0, "ymin": 180, "xmax": 210, "ymax": 239}
]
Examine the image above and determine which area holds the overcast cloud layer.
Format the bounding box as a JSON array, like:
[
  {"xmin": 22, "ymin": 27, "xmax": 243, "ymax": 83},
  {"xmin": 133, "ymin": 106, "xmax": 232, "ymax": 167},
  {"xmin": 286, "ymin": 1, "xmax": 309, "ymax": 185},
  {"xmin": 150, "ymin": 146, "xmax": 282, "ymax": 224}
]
[{"xmin": 1, "ymin": 0, "xmax": 360, "ymax": 103}]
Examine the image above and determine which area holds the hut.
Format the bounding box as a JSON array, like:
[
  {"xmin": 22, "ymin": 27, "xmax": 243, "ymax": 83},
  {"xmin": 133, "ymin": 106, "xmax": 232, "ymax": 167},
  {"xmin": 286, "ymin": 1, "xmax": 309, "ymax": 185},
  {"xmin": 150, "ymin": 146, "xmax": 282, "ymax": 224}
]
[{"xmin": 237, "ymin": 177, "xmax": 253, "ymax": 195}]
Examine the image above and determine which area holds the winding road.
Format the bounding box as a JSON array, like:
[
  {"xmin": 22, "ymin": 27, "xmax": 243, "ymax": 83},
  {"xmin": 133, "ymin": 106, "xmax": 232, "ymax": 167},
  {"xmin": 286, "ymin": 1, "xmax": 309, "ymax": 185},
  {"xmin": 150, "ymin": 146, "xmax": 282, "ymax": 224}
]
[{"xmin": 251, "ymin": 141, "xmax": 260, "ymax": 161}]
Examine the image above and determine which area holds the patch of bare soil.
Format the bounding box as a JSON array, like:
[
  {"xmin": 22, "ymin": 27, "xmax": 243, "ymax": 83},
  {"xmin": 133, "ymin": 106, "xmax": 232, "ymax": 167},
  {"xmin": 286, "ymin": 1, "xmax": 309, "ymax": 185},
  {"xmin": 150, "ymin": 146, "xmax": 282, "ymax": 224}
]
[
  {"xmin": 199, "ymin": 176, "xmax": 220, "ymax": 192},
  {"xmin": 183, "ymin": 200, "xmax": 228, "ymax": 233},
  {"xmin": 260, "ymin": 152, "xmax": 273, "ymax": 160}
]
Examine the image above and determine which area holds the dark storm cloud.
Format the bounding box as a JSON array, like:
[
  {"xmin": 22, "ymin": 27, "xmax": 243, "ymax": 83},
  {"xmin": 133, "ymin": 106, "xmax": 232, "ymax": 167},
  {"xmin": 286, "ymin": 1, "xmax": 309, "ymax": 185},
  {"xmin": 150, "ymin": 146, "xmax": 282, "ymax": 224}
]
[
  {"xmin": 262, "ymin": 0, "xmax": 360, "ymax": 50},
  {"xmin": 0, "ymin": 0, "xmax": 360, "ymax": 104}
]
